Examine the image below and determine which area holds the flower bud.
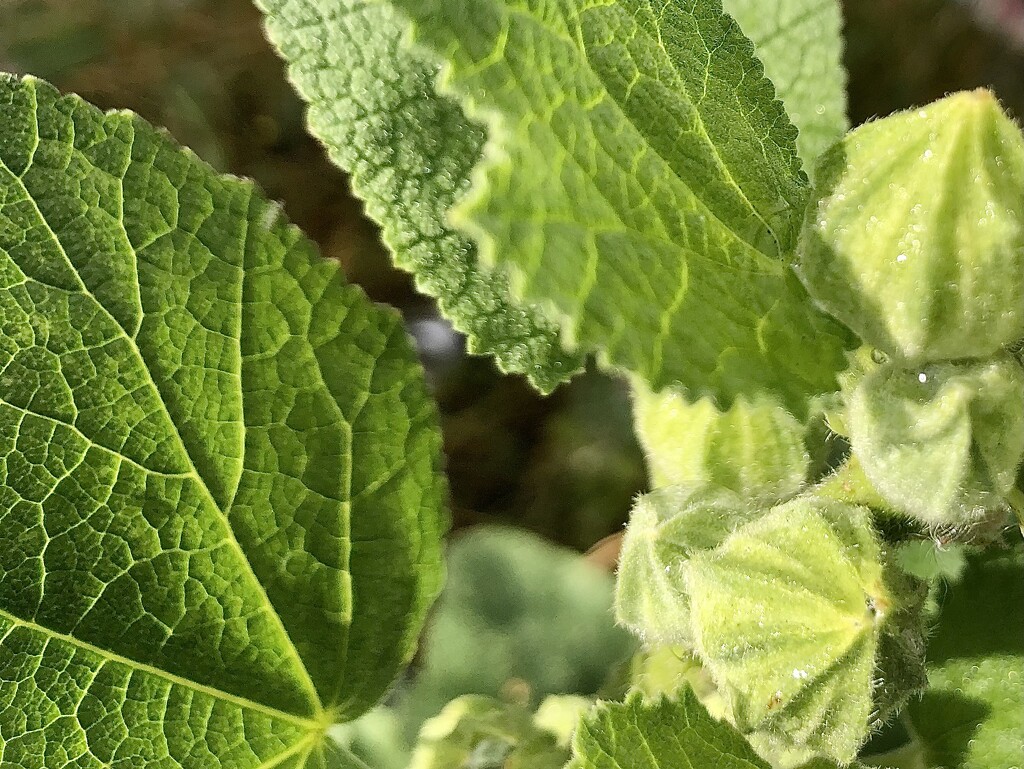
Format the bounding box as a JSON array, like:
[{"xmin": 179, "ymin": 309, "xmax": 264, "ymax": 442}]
[
  {"xmin": 797, "ymin": 90, "xmax": 1024, "ymax": 361},
  {"xmin": 845, "ymin": 355, "xmax": 1024, "ymax": 524},
  {"xmin": 686, "ymin": 496, "xmax": 928, "ymax": 764},
  {"xmin": 615, "ymin": 485, "xmax": 759, "ymax": 648}
]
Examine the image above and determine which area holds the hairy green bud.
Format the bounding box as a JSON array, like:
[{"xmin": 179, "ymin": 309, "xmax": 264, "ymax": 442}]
[
  {"xmin": 687, "ymin": 496, "xmax": 928, "ymax": 764},
  {"xmin": 797, "ymin": 90, "xmax": 1024, "ymax": 361},
  {"xmin": 846, "ymin": 356, "xmax": 1024, "ymax": 524},
  {"xmin": 615, "ymin": 485, "xmax": 759, "ymax": 648},
  {"xmin": 632, "ymin": 380, "xmax": 809, "ymax": 503}
]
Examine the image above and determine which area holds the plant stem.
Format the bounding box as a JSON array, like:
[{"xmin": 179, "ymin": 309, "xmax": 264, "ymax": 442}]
[{"xmin": 1006, "ymin": 487, "xmax": 1024, "ymax": 535}]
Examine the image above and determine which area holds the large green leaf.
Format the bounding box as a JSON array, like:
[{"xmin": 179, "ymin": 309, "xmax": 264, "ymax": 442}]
[
  {"xmin": 386, "ymin": 0, "xmax": 852, "ymax": 409},
  {"xmin": 0, "ymin": 74, "xmax": 446, "ymax": 767},
  {"xmin": 258, "ymin": 0, "xmax": 852, "ymax": 409},
  {"xmin": 723, "ymin": 0, "xmax": 848, "ymax": 168},
  {"xmin": 255, "ymin": 0, "xmax": 582, "ymax": 393}
]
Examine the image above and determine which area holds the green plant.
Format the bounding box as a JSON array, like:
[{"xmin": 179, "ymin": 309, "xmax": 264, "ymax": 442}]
[{"xmin": 1, "ymin": 1, "xmax": 1022, "ymax": 768}]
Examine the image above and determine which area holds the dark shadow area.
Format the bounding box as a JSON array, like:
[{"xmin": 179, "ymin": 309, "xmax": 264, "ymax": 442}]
[
  {"xmin": 927, "ymin": 551, "xmax": 1024, "ymax": 663},
  {"xmin": 907, "ymin": 689, "xmax": 991, "ymax": 767},
  {"xmin": 844, "ymin": 0, "xmax": 1024, "ymax": 123}
]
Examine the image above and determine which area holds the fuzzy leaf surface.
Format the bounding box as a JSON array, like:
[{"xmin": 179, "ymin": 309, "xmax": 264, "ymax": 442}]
[
  {"xmin": 724, "ymin": 0, "xmax": 848, "ymax": 168},
  {"xmin": 0, "ymin": 74, "xmax": 446, "ymax": 767},
  {"xmin": 905, "ymin": 548, "xmax": 1024, "ymax": 769},
  {"xmin": 387, "ymin": 0, "xmax": 854, "ymax": 408},
  {"xmin": 568, "ymin": 689, "xmax": 772, "ymax": 769},
  {"xmin": 255, "ymin": 0, "xmax": 582, "ymax": 392}
]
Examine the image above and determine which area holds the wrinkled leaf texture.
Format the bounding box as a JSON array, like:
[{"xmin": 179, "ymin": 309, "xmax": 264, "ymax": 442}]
[
  {"xmin": 257, "ymin": 0, "xmax": 853, "ymax": 410},
  {"xmin": 0, "ymin": 74, "xmax": 447, "ymax": 769}
]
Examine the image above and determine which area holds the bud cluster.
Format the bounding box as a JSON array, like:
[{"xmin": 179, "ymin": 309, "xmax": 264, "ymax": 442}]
[
  {"xmin": 615, "ymin": 487, "xmax": 928, "ymax": 764},
  {"xmin": 796, "ymin": 90, "xmax": 1024, "ymax": 526}
]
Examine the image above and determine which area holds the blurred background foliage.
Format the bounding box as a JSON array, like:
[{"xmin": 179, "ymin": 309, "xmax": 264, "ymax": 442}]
[{"xmin": 2, "ymin": 1, "xmax": 1023, "ymax": 764}]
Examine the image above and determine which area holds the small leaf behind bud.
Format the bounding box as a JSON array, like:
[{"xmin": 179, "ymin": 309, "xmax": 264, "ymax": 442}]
[{"xmin": 632, "ymin": 380, "xmax": 809, "ymax": 503}]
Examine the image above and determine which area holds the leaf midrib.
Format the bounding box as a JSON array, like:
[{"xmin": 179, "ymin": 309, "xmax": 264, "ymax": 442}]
[
  {"xmin": 490, "ymin": 1, "xmax": 791, "ymax": 260},
  {"xmin": 0, "ymin": 82, "xmax": 324, "ymax": 716},
  {"xmin": 499, "ymin": 0, "xmax": 792, "ymax": 257},
  {"xmin": 0, "ymin": 607, "xmax": 321, "ymax": 731}
]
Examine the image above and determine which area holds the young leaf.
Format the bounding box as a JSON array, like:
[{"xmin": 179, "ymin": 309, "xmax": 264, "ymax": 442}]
[
  {"xmin": 686, "ymin": 497, "xmax": 927, "ymax": 763},
  {"xmin": 723, "ymin": 0, "xmax": 849, "ymax": 168},
  {"xmin": 632, "ymin": 379, "xmax": 809, "ymax": 501},
  {"xmin": 568, "ymin": 689, "xmax": 773, "ymax": 769},
  {"xmin": 255, "ymin": 0, "xmax": 582, "ymax": 393},
  {"xmin": 0, "ymin": 74, "xmax": 446, "ymax": 766},
  {"xmin": 904, "ymin": 548, "xmax": 1024, "ymax": 768}
]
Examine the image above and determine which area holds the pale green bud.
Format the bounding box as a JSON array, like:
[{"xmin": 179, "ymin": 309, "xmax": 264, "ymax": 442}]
[
  {"xmin": 614, "ymin": 485, "xmax": 760, "ymax": 648},
  {"xmin": 408, "ymin": 695, "xmax": 570, "ymax": 769},
  {"xmin": 532, "ymin": 696, "xmax": 592, "ymax": 749},
  {"xmin": 632, "ymin": 379, "xmax": 808, "ymax": 503},
  {"xmin": 626, "ymin": 646, "xmax": 727, "ymax": 719},
  {"xmin": 686, "ymin": 496, "xmax": 928, "ymax": 764},
  {"xmin": 846, "ymin": 355, "xmax": 1024, "ymax": 524},
  {"xmin": 797, "ymin": 90, "xmax": 1024, "ymax": 361}
]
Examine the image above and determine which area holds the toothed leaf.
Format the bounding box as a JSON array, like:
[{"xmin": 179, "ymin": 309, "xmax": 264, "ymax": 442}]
[
  {"xmin": 388, "ymin": 0, "xmax": 852, "ymax": 408},
  {"xmin": 632, "ymin": 379, "xmax": 808, "ymax": 501},
  {"xmin": 255, "ymin": 0, "xmax": 582, "ymax": 392},
  {"xmin": 258, "ymin": 0, "xmax": 852, "ymax": 408},
  {"xmin": 568, "ymin": 689, "xmax": 771, "ymax": 769}
]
